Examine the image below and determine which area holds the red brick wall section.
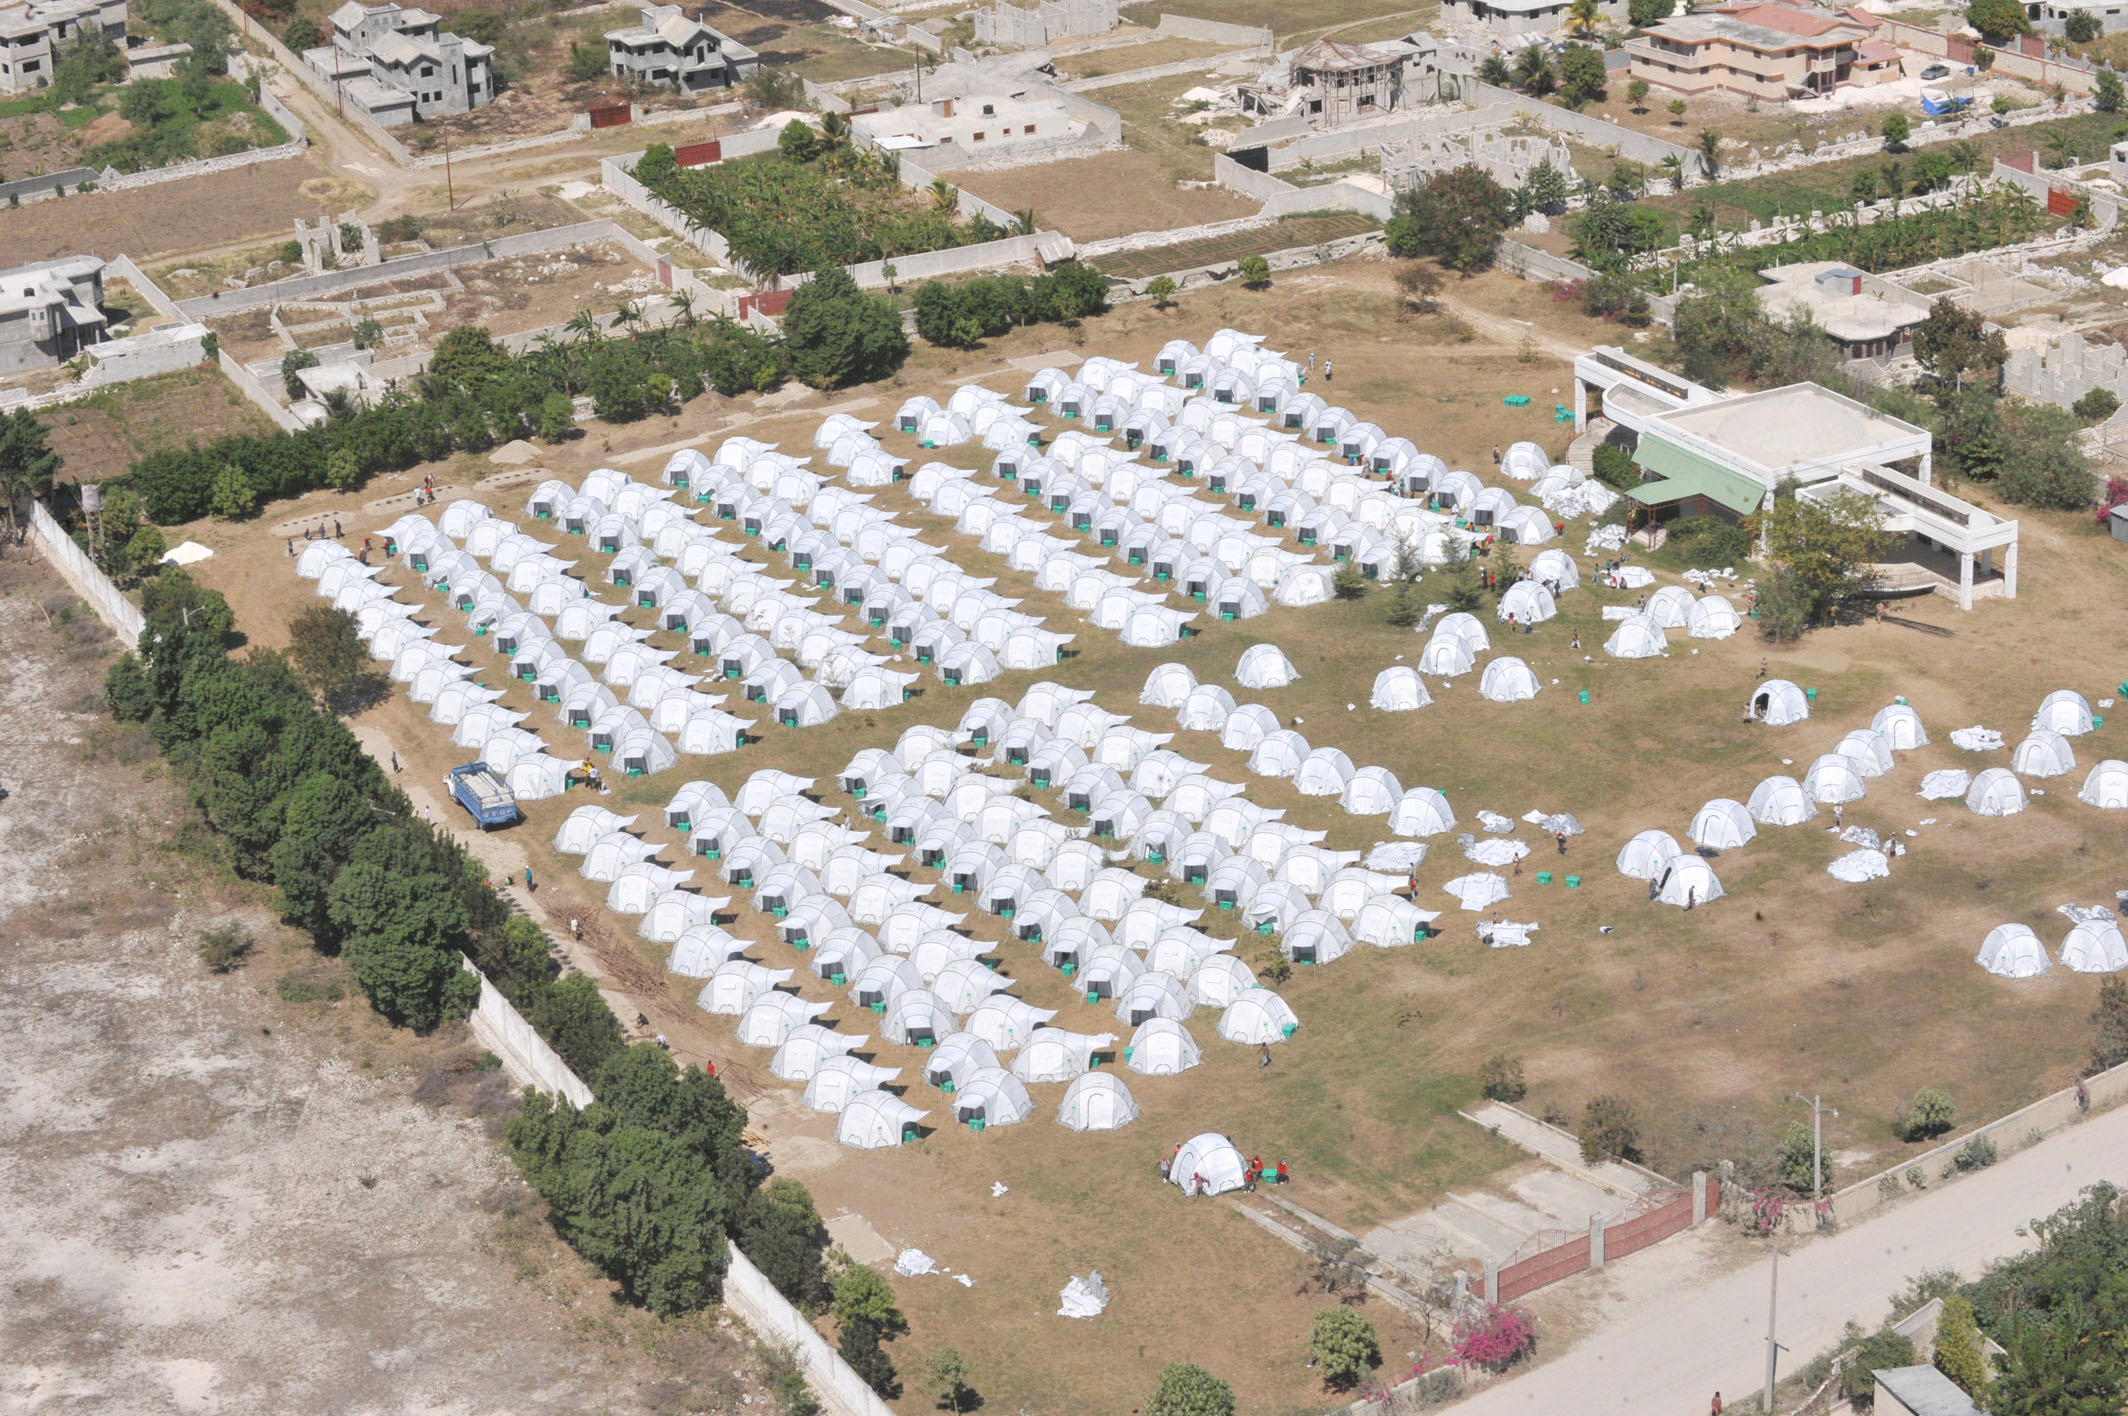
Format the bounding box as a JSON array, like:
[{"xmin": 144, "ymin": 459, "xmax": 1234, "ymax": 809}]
[
  {"xmin": 2049, "ymin": 186, "xmax": 2081, "ymax": 217},
  {"xmin": 589, "ymin": 102, "xmax": 632, "ymax": 129},
  {"xmin": 737, "ymin": 288, "xmax": 794, "ymax": 319},
  {"xmin": 1947, "ymin": 35, "xmax": 1976, "ymax": 62},
  {"xmin": 1497, "ymin": 1235, "xmax": 1590, "ymax": 1303},
  {"xmin": 674, "ymin": 140, "xmax": 722, "ymax": 167},
  {"xmin": 2002, "ymin": 150, "xmax": 2036, "ymax": 173},
  {"xmin": 1602, "ymin": 1191, "xmax": 1693, "ymax": 1264}
]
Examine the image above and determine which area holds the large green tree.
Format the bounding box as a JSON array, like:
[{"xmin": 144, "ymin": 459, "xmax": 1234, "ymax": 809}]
[
  {"xmin": 428, "ymin": 326, "xmax": 514, "ymax": 391},
  {"xmin": 1967, "ymin": 0, "xmax": 2029, "ymax": 42},
  {"xmin": 269, "ymin": 769, "xmax": 379, "ymax": 945},
  {"xmin": 1912, "ymin": 296, "xmax": 2008, "ymax": 390},
  {"xmin": 287, "ymin": 604, "xmax": 376, "ymax": 713},
  {"xmin": 0, "ymin": 407, "xmax": 61, "ymax": 542},
  {"xmin": 530, "ymin": 972, "xmax": 627, "ymax": 1082},
  {"xmin": 1558, "ymin": 44, "xmax": 1607, "ymax": 107},
  {"xmin": 736, "ymin": 1178, "xmax": 830, "ymax": 1309},
  {"xmin": 781, "ymin": 267, "xmax": 908, "ymax": 390},
  {"xmin": 1569, "ymin": 198, "xmax": 1667, "ymax": 272},
  {"xmin": 1385, "ymin": 164, "xmax": 1515, "ymax": 273},
  {"xmin": 325, "ymin": 827, "xmax": 481, "ymax": 1031},
  {"xmin": 1760, "ymin": 486, "xmax": 1891, "ymax": 634}
]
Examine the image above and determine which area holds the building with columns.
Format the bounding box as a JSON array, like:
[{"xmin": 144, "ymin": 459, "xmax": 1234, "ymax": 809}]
[{"xmin": 1571, "ymin": 346, "xmax": 2017, "ymax": 610}]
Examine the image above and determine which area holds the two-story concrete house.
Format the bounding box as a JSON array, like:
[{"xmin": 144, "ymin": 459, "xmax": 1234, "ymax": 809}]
[
  {"xmin": 604, "ymin": 4, "xmax": 757, "ymax": 93},
  {"xmin": 0, "ymin": 255, "xmax": 107, "ymax": 374},
  {"xmin": 303, "ymin": 1, "xmax": 493, "ymax": 126},
  {"xmin": 0, "ymin": 0, "xmax": 126, "ymax": 95},
  {"xmin": 1626, "ymin": 0, "xmax": 1898, "ymax": 99}
]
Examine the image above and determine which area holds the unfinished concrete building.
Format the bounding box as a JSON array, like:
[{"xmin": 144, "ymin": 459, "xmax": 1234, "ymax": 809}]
[
  {"xmin": 0, "ymin": 255, "xmax": 106, "ymax": 374},
  {"xmin": 604, "ymin": 4, "xmax": 758, "ymax": 93},
  {"xmin": 0, "ymin": 0, "xmax": 126, "ymax": 95},
  {"xmin": 1381, "ymin": 126, "xmax": 1571, "ymax": 194},
  {"xmin": 304, "ymin": 1, "xmax": 495, "ymax": 126},
  {"xmin": 1240, "ymin": 37, "xmax": 1440, "ymax": 125},
  {"xmin": 971, "ymin": 0, "xmax": 1117, "ymax": 48}
]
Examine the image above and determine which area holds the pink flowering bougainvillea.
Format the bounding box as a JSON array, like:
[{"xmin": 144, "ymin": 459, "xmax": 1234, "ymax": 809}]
[{"xmin": 1452, "ymin": 1305, "xmax": 1537, "ymax": 1373}]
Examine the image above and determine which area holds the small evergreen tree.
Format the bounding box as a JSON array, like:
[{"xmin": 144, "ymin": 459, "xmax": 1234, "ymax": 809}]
[
  {"xmin": 1308, "ymin": 1306, "xmax": 1381, "ymax": 1390},
  {"xmin": 1933, "ymin": 1293, "xmax": 1988, "ymax": 1395}
]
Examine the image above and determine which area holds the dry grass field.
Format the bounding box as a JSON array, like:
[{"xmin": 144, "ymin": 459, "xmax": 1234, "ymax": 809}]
[{"xmin": 166, "ymin": 258, "xmax": 2128, "ymax": 1413}]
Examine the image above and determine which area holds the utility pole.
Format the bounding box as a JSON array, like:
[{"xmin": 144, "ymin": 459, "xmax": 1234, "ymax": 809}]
[
  {"xmin": 1793, "ymin": 1093, "xmax": 1839, "ymax": 1201},
  {"xmin": 443, "ymin": 125, "xmax": 455, "ymax": 211},
  {"xmin": 1763, "ymin": 1238, "xmax": 1786, "ymax": 1415}
]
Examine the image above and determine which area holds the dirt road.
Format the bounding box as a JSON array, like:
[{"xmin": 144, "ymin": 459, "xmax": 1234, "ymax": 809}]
[{"xmin": 1457, "ymin": 1101, "xmax": 2128, "ymax": 1413}]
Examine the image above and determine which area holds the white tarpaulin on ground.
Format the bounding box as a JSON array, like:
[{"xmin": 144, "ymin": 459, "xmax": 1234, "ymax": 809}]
[
  {"xmin": 895, "ymin": 1249, "xmax": 938, "ymax": 1276},
  {"xmin": 1444, "ymin": 872, "xmax": 1510, "ymax": 911},
  {"xmin": 1918, "ymin": 769, "xmax": 1971, "ymax": 800},
  {"xmin": 1059, "ymin": 1270, "xmax": 1109, "ymax": 1319},
  {"xmin": 1951, "ymin": 726, "xmax": 2004, "ymax": 752},
  {"xmin": 1478, "ymin": 919, "xmax": 1537, "ymax": 947},
  {"xmin": 1465, "ymin": 837, "xmax": 1530, "ymax": 866},
  {"xmin": 1828, "ymin": 849, "xmax": 1889, "ymax": 883}
]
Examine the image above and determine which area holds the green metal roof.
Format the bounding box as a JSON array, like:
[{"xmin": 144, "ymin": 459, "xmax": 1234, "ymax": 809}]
[{"xmin": 1627, "ymin": 430, "xmax": 1767, "ymax": 518}]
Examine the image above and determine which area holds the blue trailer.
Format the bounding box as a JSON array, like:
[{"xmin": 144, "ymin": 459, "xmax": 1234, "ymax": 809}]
[{"xmin": 449, "ymin": 762, "xmax": 520, "ymax": 829}]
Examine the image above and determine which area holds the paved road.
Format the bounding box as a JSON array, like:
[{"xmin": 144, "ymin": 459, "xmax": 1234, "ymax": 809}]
[{"xmin": 1458, "ymin": 1100, "xmax": 2128, "ymax": 1414}]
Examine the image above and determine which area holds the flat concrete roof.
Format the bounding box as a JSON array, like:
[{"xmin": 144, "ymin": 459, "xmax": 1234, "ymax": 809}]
[
  {"xmin": 1653, "ymin": 382, "xmax": 1928, "ymax": 469},
  {"xmin": 1758, "ymin": 261, "xmax": 1931, "ymax": 343}
]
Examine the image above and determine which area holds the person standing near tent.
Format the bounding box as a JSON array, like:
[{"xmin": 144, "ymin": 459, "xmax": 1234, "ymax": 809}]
[
  {"xmin": 1556, "ymin": 830, "xmax": 1567, "ymax": 856},
  {"xmin": 524, "ymin": 866, "xmax": 535, "ymax": 893},
  {"xmin": 1259, "ymin": 1043, "xmax": 1272, "ymax": 1069},
  {"xmin": 1322, "ymin": 359, "xmax": 1333, "ymax": 383}
]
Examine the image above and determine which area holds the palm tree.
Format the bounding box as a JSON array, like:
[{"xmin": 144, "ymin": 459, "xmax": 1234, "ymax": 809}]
[
  {"xmin": 670, "ymin": 289, "xmax": 696, "ymax": 325},
  {"xmin": 1013, "ymin": 208, "xmax": 1037, "ymax": 235},
  {"xmin": 1689, "ymin": 199, "xmax": 1716, "ymax": 239},
  {"xmin": 1659, "ymin": 154, "xmax": 1683, "ymax": 189},
  {"xmin": 613, "ymin": 300, "xmax": 642, "ymax": 333},
  {"xmin": 565, "ymin": 309, "xmax": 600, "ymax": 345},
  {"xmin": 1512, "ymin": 43, "xmax": 1554, "ymax": 95},
  {"xmin": 929, "ymin": 177, "xmax": 955, "ymax": 212},
  {"xmin": 1565, "ymin": 0, "xmax": 1601, "ymax": 37},
  {"xmin": 1696, "ymin": 128, "xmax": 1721, "ymax": 179},
  {"xmin": 1947, "ymin": 140, "xmax": 1982, "ymax": 175}
]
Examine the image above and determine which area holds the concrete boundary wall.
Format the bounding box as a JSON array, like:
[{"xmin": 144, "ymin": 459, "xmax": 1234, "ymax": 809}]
[
  {"xmin": 1826, "ymin": 1053, "xmax": 2128, "ymax": 1228},
  {"xmin": 0, "ymin": 165, "xmax": 98, "ymax": 207},
  {"xmin": 219, "ymin": 348, "xmax": 307, "ymax": 430},
  {"xmin": 1155, "ymin": 11, "xmax": 1273, "ymax": 47},
  {"xmin": 603, "ymin": 156, "xmax": 738, "ymax": 266},
  {"xmin": 459, "ymin": 959, "xmax": 892, "ymax": 1416},
  {"xmin": 25, "ymin": 500, "xmax": 144, "ymax": 644},
  {"xmin": 1258, "ymin": 104, "xmax": 1519, "ymax": 171}
]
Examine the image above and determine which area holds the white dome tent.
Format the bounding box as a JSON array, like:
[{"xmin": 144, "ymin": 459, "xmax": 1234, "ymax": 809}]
[
  {"xmin": 1496, "ymin": 580, "xmax": 1556, "ymax": 625},
  {"xmin": 804, "ymin": 1057, "xmax": 902, "ymax": 1114},
  {"xmin": 1170, "ymin": 1131, "xmax": 1249, "ymax": 1196},
  {"xmin": 1604, "ymin": 616, "xmax": 1667, "ymax": 660},
  {"xmin": 1479, "ymin": 657, "xmax": 1541, "ymax": 703},
  {"xmin": 1141, "ymin": 662, "xmax": 1198, "ymax": 708},
  {"xmin": 1688, "ymin": 798, "xmax": 1756, "ymax": 852},
  {"xmin": 1218, "ymin": 987, "xmax": 1299, "ymax": 1045},
  {"xmin": 1417, "ymin": 634, "xmax": 1476, "ymax": 677},
  {"xmin": 1057, "ymin": 1072, "xmax": 1140, "ymax": 1131},
  {"xmin": 1371, "ymin": 666, "xmax": 1432, "ymax": 712},
  {"xmin": 1126, "ymin": 1017, "xmax": 1202, "ymax": 1075},
  {"xmin": 1835, "ymin": 729, "xmax": 1894, "ymax": 778},
  {"xmin": 1389, "ymin": 787, "xmax": 1456, "ymax": 837},
  {"xmin": 1616, "ymin": 829, "xmax": 1682, "ymax": 882},
  {"xmin": 1747, "ymin": 774, "xmax": 1814, "ymax": 826},
  {"xmin": 1975, "ymin": 923, "xmax": 2050, "ymax": 978},
  {"xmin": 1236, "ymin": 644, "xmax": 1300, "ymax": 689},
  {"xmin": 2062, "ymin": 919, "xmax": 2128, "ymax": 973},
  {"xmin": 952, "ymin": 1068, "xmax": 1035, "ymax": 1128},
  {"xmin": 1966, "ymin": 767, "xmax": 2027, "ymax": 817},
  {"xmin": 2012, "ymin": 730, "xmax": 2076, "ymax": 778},
  {"xmin": 1655, "ymin": 856, "xmax": 1723, "ymax": 908},
  {"xmin": 2033, "ymin": 689, "xmax": 2095, "ymax": 737},
  {"xmin": 836, "ymin": 1091, "xmax": 928, "ymax": 1149},
  {"xmin": 2080, "ymin": 760, "xmax": 2128, "ymax": 809},
  {"xmin": 770, "ymin": 1025, "xmax": 864, "ymax": 1081},
  {"xmin": 1686, "ymin": 596, "xmax": 1742, "ymax": 640},
  {"xmin": 1803, "ymin": 754, "xmax": 1867, "ymax": 805},
  {"xmin": 1872, "ymin": 702, "xmax": 1929, "ymax": 751},
  {"xmin": 1748, "ymin": 680, "xmax": 1810, "ymax": 726}
]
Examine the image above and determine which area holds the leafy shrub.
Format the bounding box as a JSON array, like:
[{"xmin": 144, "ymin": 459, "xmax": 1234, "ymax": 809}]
[
  {"xmin": 1840, "ymin": 1325, "xmax": 1917, "ymax": 1407},
  {"xmin": 1308, "ymin": 1306, "xmax": 1380, "ymax": 1390},
  {"xmin": 195, "ymin": 920, "xmax": 254, "ymax": 972},
  {"xmin": 1664, "ymin": 514, "xmax": 1751, "ymax": 565},
  {"xmin": 1236, "ymin": 254, "xmax": 1271, "ymax": 289},
  {"xmin": 1579, "ymin": 1094, "xmax": 1642, "ymax": 1164},
  {"xmin": 1902, "ymin": 1087, "xmax": 1957, "ymax": 1141},
  {"xmin": 1145, "ymin": 1363, "xmax": 1235, "ymax": 1416},
  {"xmin": 1953, "ymin": 1134, "xmax": 1997, "ymax": 1172},
  {"xmin": 1590, "ymin": 442, "xmax": 1639, "ymax": 491},
  {"xmin": 1777, "ymin": 1120, "xmax": 1832, "ymax": 1195},
  {"xmin": 1479, "ymin": 1054, "xmax": 1526, "ymax": 1103}
]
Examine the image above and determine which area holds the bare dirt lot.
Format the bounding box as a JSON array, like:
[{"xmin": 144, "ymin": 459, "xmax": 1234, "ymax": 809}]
[
  {"xmin": 0, "ymin": 551, "xmax": 766, "ymax": 1416},
  {"xmin": 161, "ymin": 255, "xmax": 2128, "ymax": 1413},
  {"xmin": 2, "ymin": 156, "xmax": 370, "ymax": 266},
  {"xmin": 956, "ymin": 148, "xmax": 1260, "ymax": 241}
]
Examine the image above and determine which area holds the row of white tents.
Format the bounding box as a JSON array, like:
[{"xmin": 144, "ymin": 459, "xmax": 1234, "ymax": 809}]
[
  {"xmin": 1975, "ymin": 918, "xmax": 2128, "ymax": 978},
  {"xmin": 1140, "ymin": 661, "xmax": 1460, "ymax": 835}
]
